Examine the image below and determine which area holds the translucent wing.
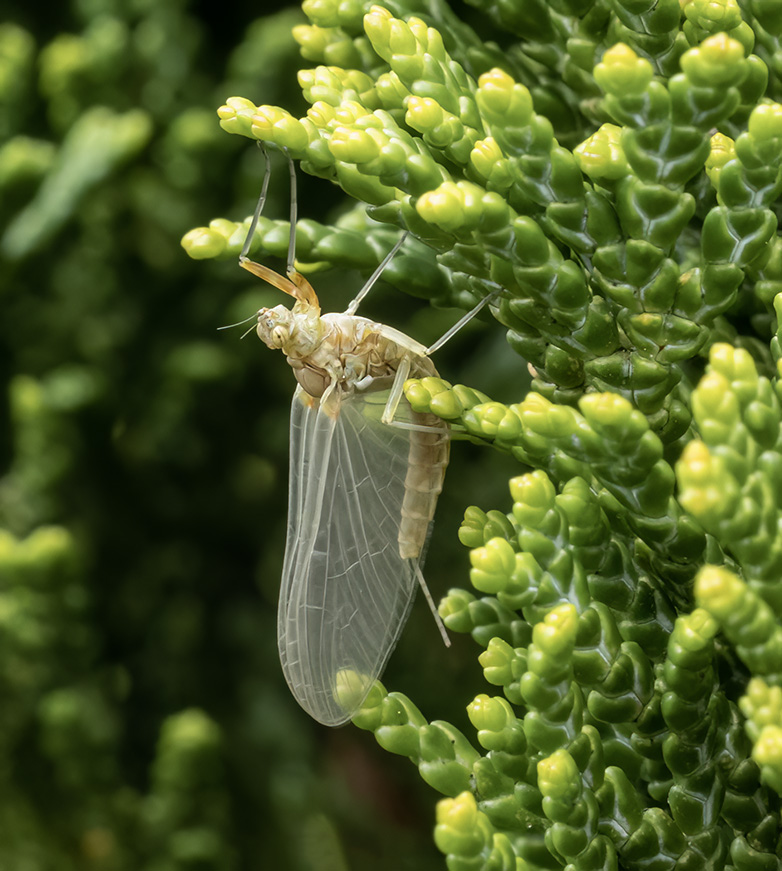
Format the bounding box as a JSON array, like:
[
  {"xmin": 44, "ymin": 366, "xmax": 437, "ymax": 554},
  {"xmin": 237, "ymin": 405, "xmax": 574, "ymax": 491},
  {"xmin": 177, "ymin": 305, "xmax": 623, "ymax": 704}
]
[{"xmin": 278, "ymin": 384, "xmax": 435, "ymax": 726}]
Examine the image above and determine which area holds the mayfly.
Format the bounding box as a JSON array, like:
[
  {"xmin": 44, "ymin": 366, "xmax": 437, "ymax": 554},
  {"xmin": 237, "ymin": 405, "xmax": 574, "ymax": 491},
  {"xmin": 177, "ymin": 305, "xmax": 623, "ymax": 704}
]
[{"xmin": 232, "ymin": 149, "xmax": 494, "ymax": 726}]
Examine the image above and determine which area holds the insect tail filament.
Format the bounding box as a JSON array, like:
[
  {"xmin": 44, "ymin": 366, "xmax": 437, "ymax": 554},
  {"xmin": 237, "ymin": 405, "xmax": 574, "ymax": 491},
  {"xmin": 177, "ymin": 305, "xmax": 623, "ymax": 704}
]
[{"xmin": 413, "ymin": 561, "xmax": 451, "ymax": 648}]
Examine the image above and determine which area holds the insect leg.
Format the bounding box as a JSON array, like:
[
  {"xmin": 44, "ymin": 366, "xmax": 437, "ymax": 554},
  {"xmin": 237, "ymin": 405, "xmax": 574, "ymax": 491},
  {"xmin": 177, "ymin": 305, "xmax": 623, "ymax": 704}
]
[
  {"xmin": 381, "ymin": 356, "xmax": 411, "ymax": 425},
  {"xmin": 425, "ymin": 287, "xmax": 502, "ymax": 355},
  {"xmin": 238, "ymin": 148, "xmax": 321, "ymax": 309},
  {"xmin": 284, "ymin": 148, "xmax": 297, "ymax": 279},
  {"xmin": 413, "ymin": 562, "xmax": 451, "ymax": 647},
  {"xmin": 237, "ymin": 143, "xmax": 296, "ymax": 270},
  {"xmin": 238, "ymin": 143, "xmax": 300, "ymax": 296},
  {"xmin": 239, "ymin": 142, "xmax": 271, "ymax": 263},
  {"xmin": 382, "ymin": 357, "xmax": 450, "ymax": 433},
  {"xmin": 344, "ymin": 231, "xmax": 409, "ymax": 316}
]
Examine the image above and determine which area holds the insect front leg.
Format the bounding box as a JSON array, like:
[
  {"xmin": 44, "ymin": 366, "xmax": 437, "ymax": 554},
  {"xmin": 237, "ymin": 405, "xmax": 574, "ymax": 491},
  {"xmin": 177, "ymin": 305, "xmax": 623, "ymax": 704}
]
[{"xmin": 238, "ymin": 146, "xmax": 321, "ymax": 310}]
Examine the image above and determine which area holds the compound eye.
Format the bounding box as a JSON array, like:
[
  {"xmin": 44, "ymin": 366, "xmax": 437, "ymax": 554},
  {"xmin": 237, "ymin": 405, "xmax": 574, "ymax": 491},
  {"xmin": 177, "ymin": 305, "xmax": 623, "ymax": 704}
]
[{"xmin": 272, "ymin": 325, "xmax": 288, "ymax": 347}]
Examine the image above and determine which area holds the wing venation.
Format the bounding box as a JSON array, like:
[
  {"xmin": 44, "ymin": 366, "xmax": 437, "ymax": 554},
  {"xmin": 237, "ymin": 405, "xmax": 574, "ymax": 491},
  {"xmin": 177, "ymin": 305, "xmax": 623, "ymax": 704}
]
[{"xmin": 278, "ymin": 385, "xmax": 433, "ymax": 725}]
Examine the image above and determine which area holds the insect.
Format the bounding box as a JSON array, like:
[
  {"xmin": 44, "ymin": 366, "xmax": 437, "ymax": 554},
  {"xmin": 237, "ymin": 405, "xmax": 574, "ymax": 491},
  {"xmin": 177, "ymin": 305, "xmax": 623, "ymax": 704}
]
[{"xmin": 233, "ymin": 148, "xmax": 495, "ymax": 726}]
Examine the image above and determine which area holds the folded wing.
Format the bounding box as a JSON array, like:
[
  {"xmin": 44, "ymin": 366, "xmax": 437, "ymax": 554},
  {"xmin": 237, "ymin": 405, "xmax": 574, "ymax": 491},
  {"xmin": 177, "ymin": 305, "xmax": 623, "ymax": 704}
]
[{"xmin": 278, "ymin": 385, "xmax": 430, "ymax": 725}]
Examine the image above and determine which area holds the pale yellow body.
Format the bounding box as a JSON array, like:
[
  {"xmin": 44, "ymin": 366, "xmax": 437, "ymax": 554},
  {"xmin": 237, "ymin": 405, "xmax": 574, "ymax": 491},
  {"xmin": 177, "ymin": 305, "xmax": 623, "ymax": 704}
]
[
  {"xmin": 257, "ymin": 302, "xmax": 449, "ymax": 560},
  {"xmin": 241, "ymin": 252, "xmax": 450, "ymax": 725}
]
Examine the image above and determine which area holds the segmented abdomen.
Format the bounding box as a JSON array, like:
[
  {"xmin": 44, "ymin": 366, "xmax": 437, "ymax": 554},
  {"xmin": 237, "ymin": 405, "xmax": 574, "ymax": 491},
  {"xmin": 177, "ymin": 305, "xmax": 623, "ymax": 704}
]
[
  {"xmin": 398, "ymin": 408, "xmax": 449, "ymax": 560},
  {"xmin": 317, "ymin": 319, "xmax": 450, "ymax": 560}
]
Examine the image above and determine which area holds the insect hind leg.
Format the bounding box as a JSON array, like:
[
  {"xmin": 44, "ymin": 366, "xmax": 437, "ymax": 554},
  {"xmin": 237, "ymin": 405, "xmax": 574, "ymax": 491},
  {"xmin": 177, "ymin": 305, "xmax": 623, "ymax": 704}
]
[
  {"xmin": 381, "ymin": 286, "xmax": 503, "ymax": 428},
  {"xmin": 381, "ymin": 357, "xmax": 450, "ymax": 434},
  {"xmin": 381, "ymin": 356, "xmax": 411, "ymax": 425}
]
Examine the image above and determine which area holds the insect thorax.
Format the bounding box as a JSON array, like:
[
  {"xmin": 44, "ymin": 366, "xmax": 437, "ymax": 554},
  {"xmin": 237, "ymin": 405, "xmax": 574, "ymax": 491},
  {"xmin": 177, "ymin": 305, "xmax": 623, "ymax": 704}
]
[
  {"xmin": 289, "ymin": 359, "xmax": 330, "ymax": 398},
  {"xmin": 263, "ymin": 307, "xmax": 437, "ymax": 401}
]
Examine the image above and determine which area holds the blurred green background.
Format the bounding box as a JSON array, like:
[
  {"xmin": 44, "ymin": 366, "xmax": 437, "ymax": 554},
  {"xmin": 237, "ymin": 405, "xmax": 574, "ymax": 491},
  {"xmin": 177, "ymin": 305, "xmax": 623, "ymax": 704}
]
[{"xmin": 0, "ymin": 0, "xmax": 524, "ymax": 868}]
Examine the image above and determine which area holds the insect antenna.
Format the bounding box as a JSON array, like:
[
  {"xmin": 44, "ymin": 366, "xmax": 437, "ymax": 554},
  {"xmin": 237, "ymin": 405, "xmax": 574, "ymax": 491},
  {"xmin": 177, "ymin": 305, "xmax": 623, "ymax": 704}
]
[
  {"xmin": 217, "ymin": 312, "xmax": 257, "ymax": 331},
  {"xmin": 216, "ymin": 314, "xmax": 258, "ymax": 341}
]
